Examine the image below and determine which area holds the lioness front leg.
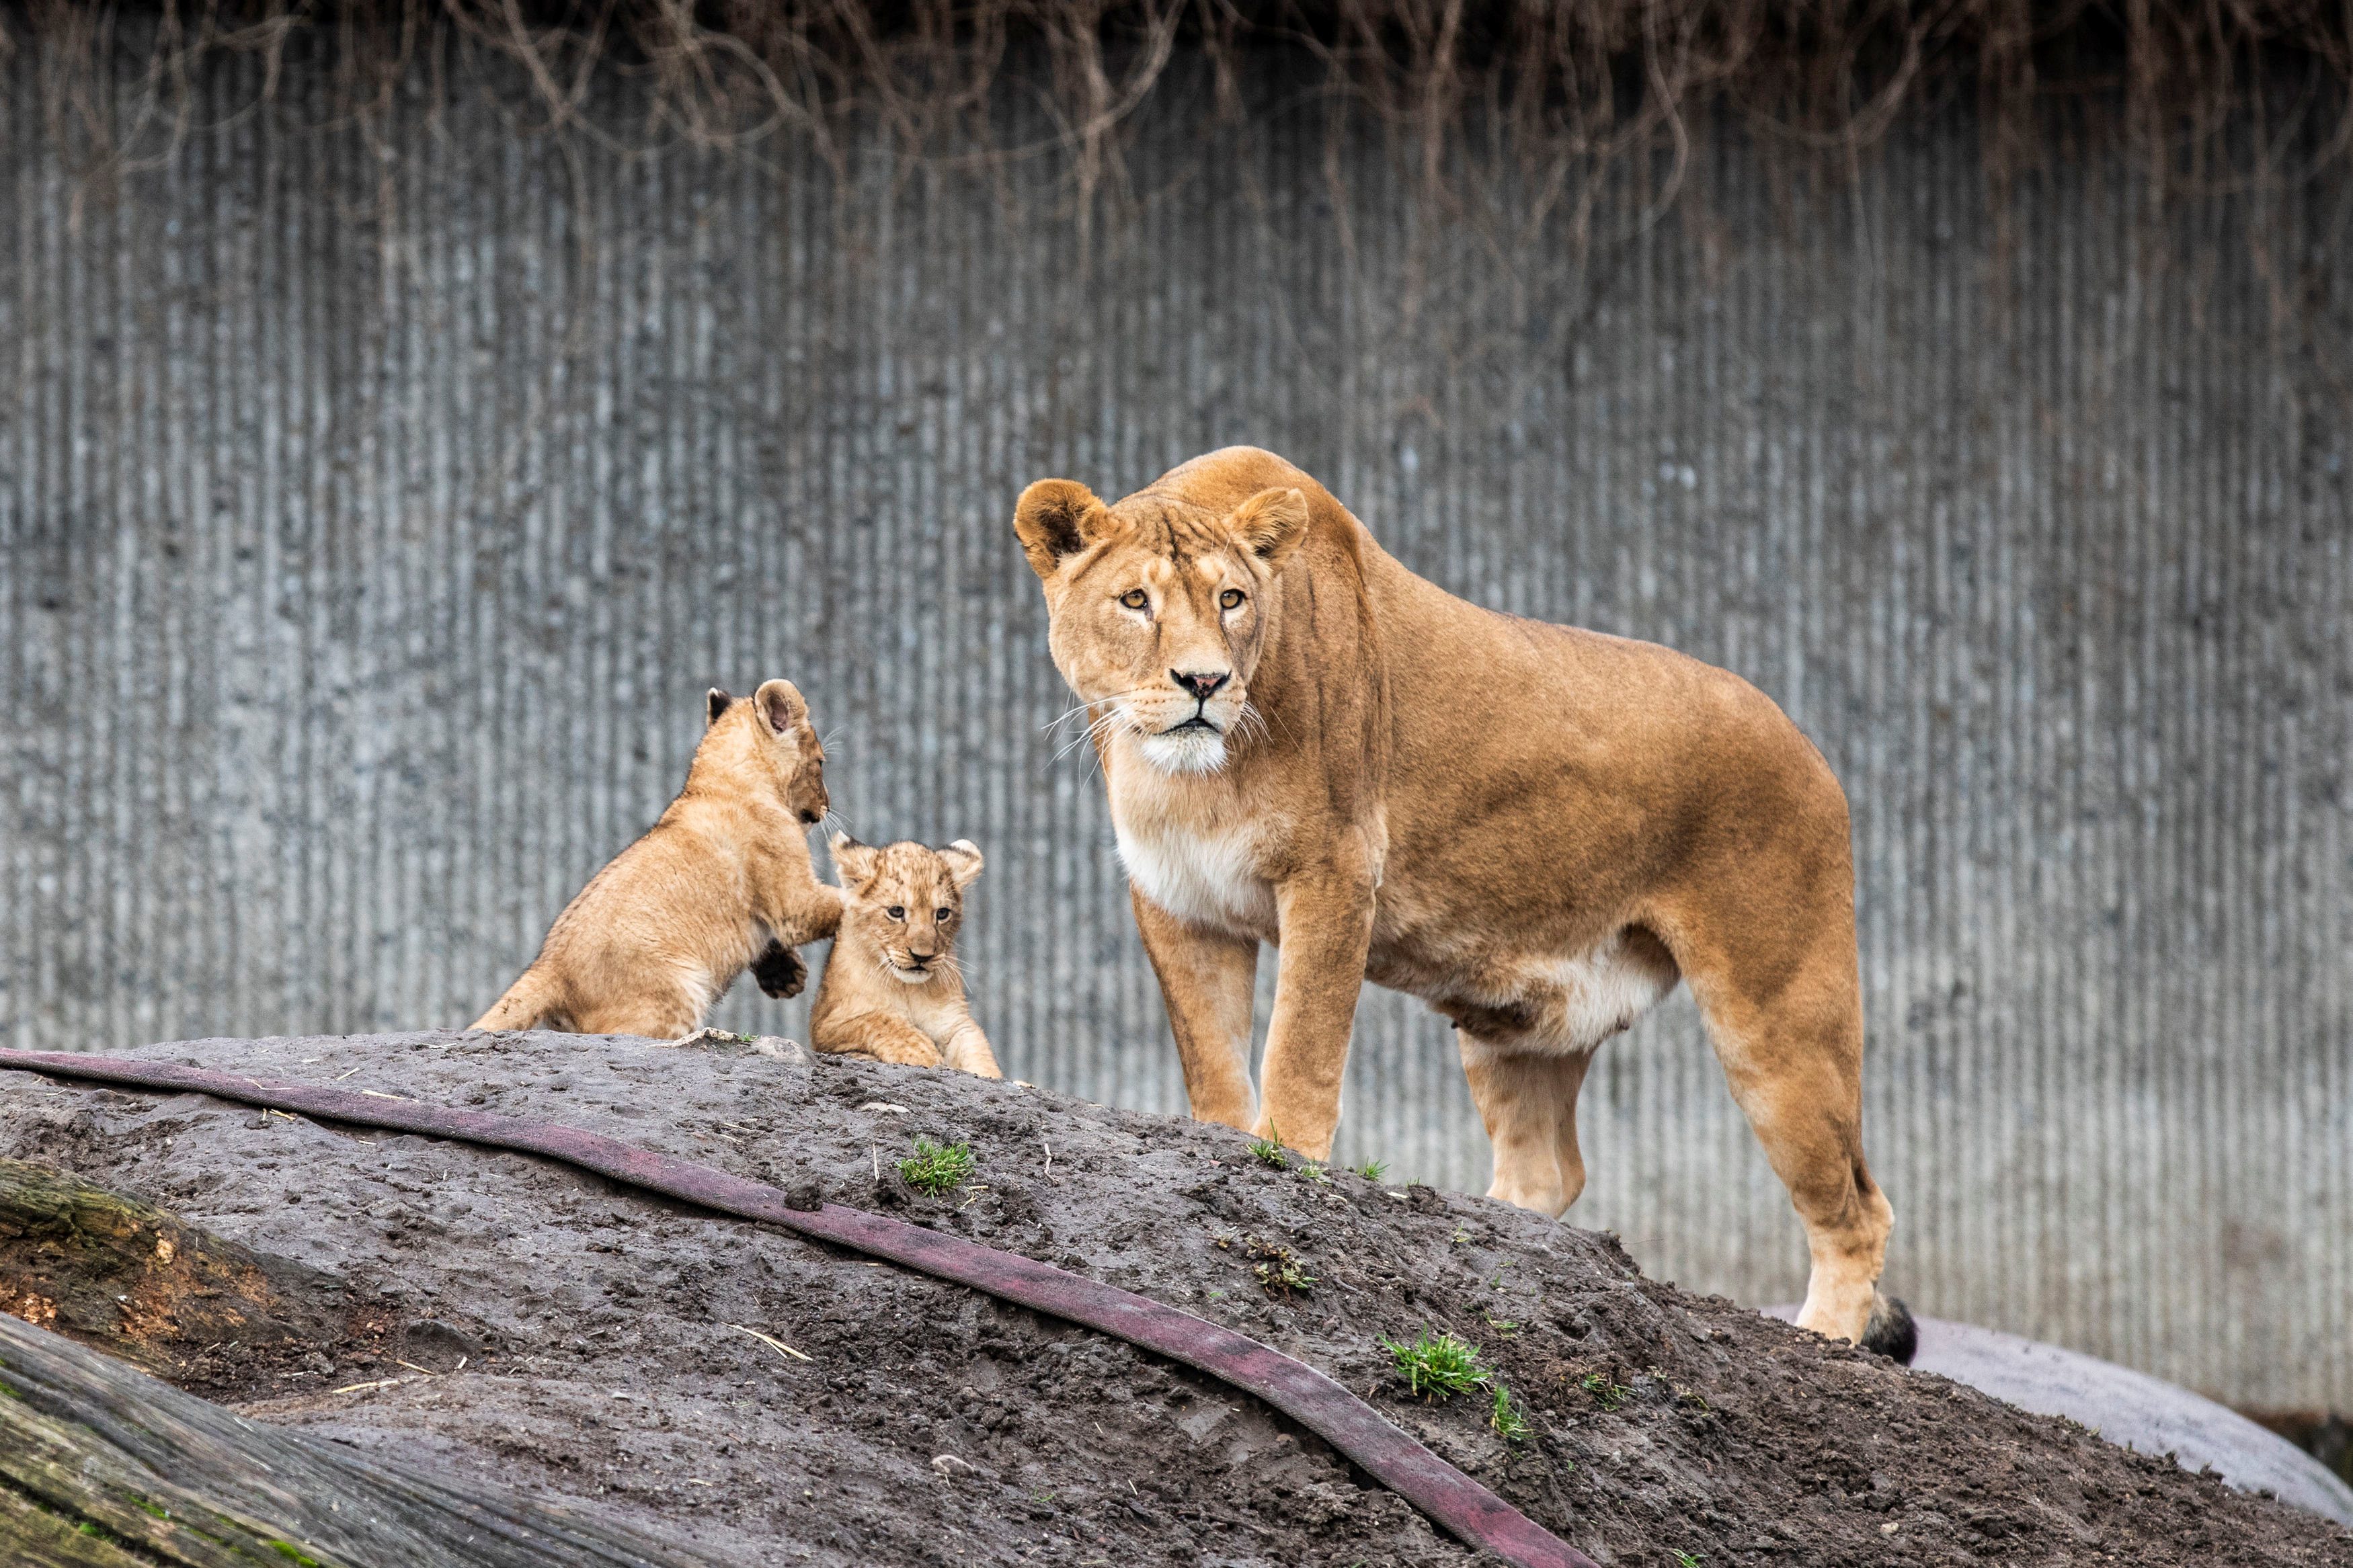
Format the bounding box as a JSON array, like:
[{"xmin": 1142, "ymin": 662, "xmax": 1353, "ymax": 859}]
[
  {"xmin": 813, "ymin": 1014, "xmax": 945, "ymax": 1069},
  {"xmin": 1131, "ymin": 891, "xmax": 1259, "ymax": 1132},
  {"xmin": 1256, "ymin": 865, "xmax": 1375, "ymax": 1160}
]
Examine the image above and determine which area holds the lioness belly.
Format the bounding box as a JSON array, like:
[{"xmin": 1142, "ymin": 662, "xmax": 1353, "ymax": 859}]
[{"xmin": 1392, "ymin": 927, "xmax": 1679, "ymax": 1055}]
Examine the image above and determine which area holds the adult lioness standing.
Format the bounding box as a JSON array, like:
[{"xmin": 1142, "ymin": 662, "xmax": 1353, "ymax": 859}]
[{"xmin": 1014, "ymin": 446, "xmax": 1910, "ymax": 1357}]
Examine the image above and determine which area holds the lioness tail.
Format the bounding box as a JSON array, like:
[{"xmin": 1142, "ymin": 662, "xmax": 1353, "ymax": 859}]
[{"xmin": 1862, "ymin": 1292, "xmax": 1919, "ymax": 1365}]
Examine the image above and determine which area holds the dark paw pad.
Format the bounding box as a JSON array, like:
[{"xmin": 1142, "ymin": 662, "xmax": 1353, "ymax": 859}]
[
  {"xmin": 1863, "ymin": 1294, "xmax": 1919, "ymax": 1365},
  {"xmin": 752, "ymin": 942, "xmax": 807, "ymax": 999}
]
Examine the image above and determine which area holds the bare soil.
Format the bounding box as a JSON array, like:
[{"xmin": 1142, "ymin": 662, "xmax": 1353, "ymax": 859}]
[{"xmin": 1, "ymin": 1030, "xmax": 2346, "ymax": 1568}]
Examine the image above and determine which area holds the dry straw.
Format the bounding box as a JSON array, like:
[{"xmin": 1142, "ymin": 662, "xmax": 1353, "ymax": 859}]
[{"xmin": 9, "ymin": 3, "xmax": 2351, "ymax": 281}]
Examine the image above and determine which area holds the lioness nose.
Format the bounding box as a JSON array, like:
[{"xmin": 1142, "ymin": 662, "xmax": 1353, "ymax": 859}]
[{"xmin": 1173, "ymin": 669, "xmax": 1229, "ymax": 700}]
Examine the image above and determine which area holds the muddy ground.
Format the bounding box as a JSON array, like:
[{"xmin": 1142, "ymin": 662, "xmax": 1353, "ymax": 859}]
[{"xmin": 1, "ymin": 1030, "xmax": 2346, "ymax": 1568}]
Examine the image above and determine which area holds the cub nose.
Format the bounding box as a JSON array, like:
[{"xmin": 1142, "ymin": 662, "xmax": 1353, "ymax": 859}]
[{"xmin": 1172, "ymin": 669, "xmax": 1230, "ymax": 701}]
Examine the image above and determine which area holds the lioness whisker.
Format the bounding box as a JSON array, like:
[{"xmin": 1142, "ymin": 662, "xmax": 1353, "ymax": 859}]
[
  {"xmin": 1041, "ymin": 689, "xmax": 1154, "ymax": 733},
  {"xmin": 1049, "ymin": 704, "xmax": 1139, "ymax": 767}
]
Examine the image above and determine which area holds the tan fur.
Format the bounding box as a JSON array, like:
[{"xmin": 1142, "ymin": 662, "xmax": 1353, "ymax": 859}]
[
  {"xmin": 1014, "ymin": 447, "xmax": 1898, "ymax": 1348},
  {"xmin": 470, "ymin": 681, "xmax": 842, "ymax": 1038},
  {"xmin": 809, "ymin": 836, "xmax": 999, "ymax": 1077}
]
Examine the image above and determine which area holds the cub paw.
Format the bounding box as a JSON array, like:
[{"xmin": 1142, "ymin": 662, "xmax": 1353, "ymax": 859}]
[{"xmin": 752, "ymin": 941, "xmax": 807, "ymax": 999}]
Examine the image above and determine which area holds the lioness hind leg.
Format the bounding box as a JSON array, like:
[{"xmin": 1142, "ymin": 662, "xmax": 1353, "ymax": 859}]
[
  {"xmin": 1458, "ymin": 1034, "xmax": 1591, "ymax": 1217},
  {"xmin": 1680, "ymin": 926, "xmax": 1899, "ymax": 1354}
]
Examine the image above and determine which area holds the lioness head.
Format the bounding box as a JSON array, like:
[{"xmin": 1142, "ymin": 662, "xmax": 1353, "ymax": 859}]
[
  {"xmin": 703, "ymin": 678, "xmax": 830, "ymax": 825},
  {"xmin": 829, "ymin": 835, "xmax": 984, "ymax": 985},
  {"xmin": 1014, "ymin": 478, "xmax": 1311, "ymax": 775}
]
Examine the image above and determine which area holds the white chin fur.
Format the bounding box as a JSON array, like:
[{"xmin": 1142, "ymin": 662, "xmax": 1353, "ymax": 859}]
[
  {"xmin": 890, "ymin": 966, "xmax": 933, "ymax": 985},
  {"xmin": 1136, "ymin": 729, "xmax": 1229, "ymax": 775}
]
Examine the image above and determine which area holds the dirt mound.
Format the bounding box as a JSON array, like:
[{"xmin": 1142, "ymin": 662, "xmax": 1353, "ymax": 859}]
[{"xmin": 2, "ymin": 1031, "xmax": 2346, "ymax": 1568}]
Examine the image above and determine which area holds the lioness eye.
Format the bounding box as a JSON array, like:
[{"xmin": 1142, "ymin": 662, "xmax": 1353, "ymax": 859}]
[
  {"xmin": 1120, "ymin": 589, "xmax": 1149, "ymax": 610},
  {"xmin": 934, "ymin": 907, "xmax": 953, "ymax": 921},
  {"xmin": 1220, "ymin": 588, "xmax": 1245, "ymax": 610},
  {"xmin": 885, "ymin": 905, "xmax": 904, "ymax": 920}
]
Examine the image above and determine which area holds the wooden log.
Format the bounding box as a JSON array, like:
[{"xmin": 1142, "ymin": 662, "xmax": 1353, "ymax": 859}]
[
  {"xmin": 0, "ymin": 1156, "xmax": 340, "ymax": 1377},
  {"xmin": 0, "ymin": 1309, "xmax": 721, "ymax": 1566}
]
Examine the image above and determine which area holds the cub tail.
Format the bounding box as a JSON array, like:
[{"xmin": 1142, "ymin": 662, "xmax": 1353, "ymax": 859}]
[{"xmin": 469, "ymin": 966, "xmax": 563, "ymax": 1032}]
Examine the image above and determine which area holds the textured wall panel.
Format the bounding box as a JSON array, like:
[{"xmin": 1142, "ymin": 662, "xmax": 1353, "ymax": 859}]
[{"xmin": 2, "ymin": 36, "xmax": 2348, "ymax": 1407}]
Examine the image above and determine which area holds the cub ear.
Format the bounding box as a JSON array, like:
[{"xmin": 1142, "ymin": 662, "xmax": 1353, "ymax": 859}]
[
  {"xmin": 829, "ymin": 833, "xmax": 879, "ymax": 887},
  {"xmin": 1226, "ymin": 487, "xmax": 1312, "ymax": 573},
  {"xmin": 753, "ymin": 679, "xmax": 807, "ymax": 737},
  {"xmin": 939, "ymin": 839, "xmax": 985, "ymax": 889},
  {"xmin": 1013, "ymin": 479, "xmax": 1115, "ymax": 581},
  {"xmin": 707, "ymin": 688, "xmax": 735, "ymax": 725}
]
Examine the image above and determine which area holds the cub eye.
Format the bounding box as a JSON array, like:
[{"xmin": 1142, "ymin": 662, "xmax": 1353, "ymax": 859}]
[
  {"xmin": 885, "ymin": 906, "xmax": 905, "ymax": 920},
  {"xmin": 1120, "ymin": 589, "xmax": 1149, "ymax": 610},
  {"xmin": 1220, "ymin": 588, "xmax": 1245, "ymax": 610},
  {"xmin": 934, "ymin": 907, "xmax": 953, "ymax": 921}
]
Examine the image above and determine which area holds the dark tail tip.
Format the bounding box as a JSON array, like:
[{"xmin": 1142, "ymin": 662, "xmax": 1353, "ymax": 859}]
[{"xmin": 1863, "ymin": 1294, "xmax": 1919, "ymax": 1365}]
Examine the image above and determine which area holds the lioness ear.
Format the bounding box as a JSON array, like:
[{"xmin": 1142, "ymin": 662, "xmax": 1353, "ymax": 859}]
[
  {"xmin": 754, "ymin": 679, "xmax": 807, "ymax": 737},
  {"xmin": 1226, "ymin": 487, "xmax": 1312, "ymax": 572},
  {"xmin": 830, "ymin": 833, "xmax": 879, "ymax": 887},
  {"xmin": 939, "ymin": 839, "xmax": 985, "ymax": 889},
  {"xmin": 707, "ymin": 688, "xmax": 734, "ymax": 726},
  {"xmin": 1014, "ymin": 479, "xmax": 1115, "ymax": 581}
]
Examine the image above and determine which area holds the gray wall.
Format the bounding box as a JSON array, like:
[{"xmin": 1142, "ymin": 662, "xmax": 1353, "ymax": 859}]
[{"xmin": 3, "ymin": 37, "xmax": 2349, "ymax": 1409}]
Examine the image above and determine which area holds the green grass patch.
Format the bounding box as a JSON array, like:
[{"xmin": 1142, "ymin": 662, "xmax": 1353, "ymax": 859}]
[
  {"xmin": 1246, "ymin": 1137, "xmax": 1289, "ymax": 1170},
  {"xmin": 1488, "ymin": 1382, "xmax": 1531, "ymax": 1443},
  {"xmin": 897, "ymin": 1136, "xmax": 976, "ymax": 1196},
  {"xmin": 1382, "ymin": 1329, "xmax": 1490, "ymax": 1401},
  {"xmin": 1351, "ymin": 1158, "xmax": 1388, "ymax": 1182}
]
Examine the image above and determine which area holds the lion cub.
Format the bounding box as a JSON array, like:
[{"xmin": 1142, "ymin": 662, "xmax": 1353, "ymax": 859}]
[
  {"xmin": 809, "ymin": 835, "xmax": 999, "ymax": 1077},
  {"xmin": 471, "ymin": 681, "xmax": 842, "ymax": 1039}
]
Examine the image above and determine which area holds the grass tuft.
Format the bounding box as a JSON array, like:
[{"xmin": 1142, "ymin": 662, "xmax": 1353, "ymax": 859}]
[
  {"xmin": 1351, "ymin": 1158, "xmax": 1388, "ymax": 1182},
  {"xmin": 897, "ymin": 1136, "xmax": 975, "ymax": 1196},
  {"xmin": 1245, "ymin": 1240, "xmax": 1317, "ymax": 1298},
  {"xmin": 1247, "ymin": 1137, "xmax": 1289, "ymax": 1170},
  {"xmin": 1580, "ymin": 1370, "xmax": 1632, "ymax": 1411},
  {"xmin": 1489, "ymin": 1382, "xmax": 1531, "ymax": 1444},
  {"xmin": 1382, "ymin": 1329, "xmax": 1490, "ymax": 1401}
]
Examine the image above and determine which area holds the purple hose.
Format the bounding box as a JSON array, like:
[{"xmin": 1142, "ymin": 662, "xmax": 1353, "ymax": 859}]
[{"xmin": 0, "ymin": 1048, "xmax": 1597, "ymax": 1568}]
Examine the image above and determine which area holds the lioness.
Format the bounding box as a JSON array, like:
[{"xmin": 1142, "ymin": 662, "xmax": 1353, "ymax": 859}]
[
  {"xmin": 470, "ymin": 681, "xmax": 841, "ymax": 1039},
  {"xmin": 809, "ymin": 835, "xmax": 1000, "ymax": 1077},
  {"xmin": 1014, "ymin": 447, "xmax": 1909, "ymax": 1356}
]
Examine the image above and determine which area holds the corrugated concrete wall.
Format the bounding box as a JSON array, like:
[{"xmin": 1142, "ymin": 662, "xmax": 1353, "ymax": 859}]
[{"xmin": 3, "ymin": 36, "xmax": 2348, "ymax": 1409}]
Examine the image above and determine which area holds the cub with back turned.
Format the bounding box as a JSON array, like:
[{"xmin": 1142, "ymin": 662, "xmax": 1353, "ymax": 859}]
[{"xmin": 471, "ymin": 681, "xmax": 841, "ymax": 1038}]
